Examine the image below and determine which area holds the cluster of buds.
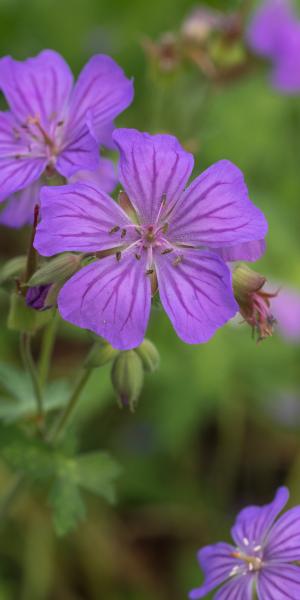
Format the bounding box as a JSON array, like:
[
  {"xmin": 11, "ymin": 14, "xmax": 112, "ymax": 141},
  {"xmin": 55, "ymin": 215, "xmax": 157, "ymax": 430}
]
[
  {"xmin": 232, "ymin": 263, "xmax": 278, "ymax": 342},
  {"xmin": 85, "ymin": 338, "xmax": 160, "ymax": 412},
  {"xmin": 143, "ymin": 4, "xmax": 251, "ymax": 83}
]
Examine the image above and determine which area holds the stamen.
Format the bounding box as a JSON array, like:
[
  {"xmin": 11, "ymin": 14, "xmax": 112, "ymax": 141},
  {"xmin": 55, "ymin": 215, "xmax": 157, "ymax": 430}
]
[
  {"xmin": 121, "ymin": 228, "xmax": 127, "ymax": 238},
  {"xmin": 109, "ymin": 226, "xmax": 120, "ymax": 234},
  {"xmin": 135, "ymin": 254, "xmax": 141, "ymax": 260},
  {"xmin": 161, "ymin": 248, "xmax": 173, "ymax": 255},
  {"xmin": 146, "ymin": 269, "xmax": 154, "ymax": 275},
  {"xmin": 116, "ymin": 251, "xmax": 122, "ymax": 262},
  {"xmin": 173, "ymin": 256, "xmax": 183, "ymax": 266}
]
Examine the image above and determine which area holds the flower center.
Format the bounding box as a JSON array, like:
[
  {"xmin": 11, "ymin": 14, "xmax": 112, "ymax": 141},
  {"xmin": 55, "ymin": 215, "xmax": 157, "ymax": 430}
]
[
  {"xmin": 12, "ymin": 114, "xmax": 64, "ymax": 164},
  {"xmin": 231, "ymin": 545, "xmax": 263, "ymax": 574}
]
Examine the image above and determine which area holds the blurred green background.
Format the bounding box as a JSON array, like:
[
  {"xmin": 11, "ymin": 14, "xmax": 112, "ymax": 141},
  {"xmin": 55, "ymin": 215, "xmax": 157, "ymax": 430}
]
[{"xmin": 0, "ymin": 0, "xmax": 300, "ymax": 598}]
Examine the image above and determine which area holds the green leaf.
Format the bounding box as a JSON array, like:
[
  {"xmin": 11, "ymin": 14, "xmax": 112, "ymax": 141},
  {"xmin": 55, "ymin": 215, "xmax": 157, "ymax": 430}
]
[
  {"xmin": 48, "ymin": 478, "xmax": 86, "ymax": 536},
  {"xmin": 0, "ymin": 422, "xmax": 56, "ymax": 480},
  {"xmin": 76, "ymin": 451, "xmax": 122, "ymax": 503}
]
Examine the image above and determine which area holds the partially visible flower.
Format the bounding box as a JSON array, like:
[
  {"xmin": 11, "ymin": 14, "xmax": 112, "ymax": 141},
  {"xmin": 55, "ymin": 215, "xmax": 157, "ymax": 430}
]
[
  {"xmin": 0, "ymin": 157, "xmax": 117, "ymax": 228},
  {"xmin": 0, "ymin": 49, "xmax": 133, "ymax": 225},
  {"xmin": 34, "ymin": 128, "xmax": 267, "ymax": 350},
  {"xmin": 189, "ymin": 486, "xmax": 300, "ymax": 599},
  {"xmin": 142, "ymin": 33, "xmax": 180, "ymax": 72},
  {"xmin": 181, "ymin": 6, "xmax": 241, "ymax": 45},
  {"xmin": 247, "ymin": 0, "xmax": 300, "ymax": 93},
  {"xmin": 272, "ymin": 286, "xmax": 300, "ymax": 341},
  {"xmin": 232, "ymin": 263, "xmax": 277, "ymax": 341}
]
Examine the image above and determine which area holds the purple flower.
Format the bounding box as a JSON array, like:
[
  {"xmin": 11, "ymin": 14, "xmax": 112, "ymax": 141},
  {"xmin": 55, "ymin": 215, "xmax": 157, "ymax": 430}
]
[
  {"xmin": 0, "ymin": 49, "xmax": 133, "ymax": 213},
  {"xmin": 34, "ymin": 129, "xmax": 267, "ymax": 350},
  {"xmin": 189, "ymin": 487, "xmax": 300, "ymax": 599},
  {"xmin": 26, "ymin": 284, "xmax": 53, "ymax": 311},
  {"xmin": 247, "ymin": 0, "xmax": 300, "ymax": 93},
  {"xmin": 0, "ymin": 157, "xmax": 117, "ymax": 228}
]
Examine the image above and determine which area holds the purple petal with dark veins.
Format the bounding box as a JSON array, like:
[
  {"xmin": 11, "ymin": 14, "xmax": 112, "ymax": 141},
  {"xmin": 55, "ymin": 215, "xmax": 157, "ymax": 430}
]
[
  {"xmin": 69, "ymin": 157, "xmax": 117, "ymax": 194},
  {"xmin": 68, "ymin": 55, "xmax": 133, "ymax": 142},
  {"xmin": 0, "ymin": 112, "xmax": 46, "ymax": 201},
  {"xmin": 257, "ymin": 564, "xmax": 300, "ymax": 600},
  {"xmin": 264, "ymin": 506, "xmax": 300, "ymax": 561},
  {"xmin": 168, "ymin": 160, "xmax": 268, "ymax": 248},
  {"xmin": 213, "ymin": 239, "xmax": 266, "ymax": 263},
  {"xmin": 113, "ymin": 128, "xmax": 194, "ymax": 225},
  {"xmin": 155, "ymin": 249, "xmax": 238, "ymax": 344},
  {"xmin": 0, "ymin": 178, "xmax": 41, "ymax": 228},
  {"xmin": 0, "ymin": 50, "xmax": 73, "ymax": 128},
  {"xmin": 188, "ymin": 542, "xmax": 244, "ymax": 599},
  {"xmin": 231, "ymin": 487, "xmax": 289, "ymax": 552},
  {"xmin": 58, "ymin": 252, "xmax": 151, "ymax": 350},
  {"xmin": 214, "ymin": 574, "xmax": 253, "ymax": 600},
  {"xmin": 34, "ymin": 182, "xmax": 136, "ymax": 256}
]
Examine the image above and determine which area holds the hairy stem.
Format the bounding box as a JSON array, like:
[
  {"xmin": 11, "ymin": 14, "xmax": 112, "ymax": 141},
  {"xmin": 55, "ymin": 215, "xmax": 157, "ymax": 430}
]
[
  {"xmin": 20, "ymin": 333, "xmax": 44, "ymax": 428},
  {"xmin": 38, "ymin": 310, "xmax": 59, "ymax": 389},
  {"xmin": 48, "ymin": 368, "xmax": 93, "ymax": 443}
]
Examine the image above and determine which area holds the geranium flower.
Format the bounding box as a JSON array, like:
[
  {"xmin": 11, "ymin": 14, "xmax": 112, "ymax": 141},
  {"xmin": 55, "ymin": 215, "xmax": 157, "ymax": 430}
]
[
  {"xmin": 0, "ymin": 49, "xmax": 133, "ymax": 224},
  {"xmin": 34, "ymin": 129, "xmax": 267, "ymax": 350},
  {"xmin": 247, "ymin": 0, "xmax": 300, "ymax": 93},
  {"xmin": 189, "ymin": 486, "xmax": 300, "ymax": 599}
]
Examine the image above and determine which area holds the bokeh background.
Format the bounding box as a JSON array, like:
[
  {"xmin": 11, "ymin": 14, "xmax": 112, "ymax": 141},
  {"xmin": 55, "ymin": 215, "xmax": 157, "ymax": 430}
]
[{"xmin": 0, "ymin": 0, "xmax": 300, "ymax": 598}]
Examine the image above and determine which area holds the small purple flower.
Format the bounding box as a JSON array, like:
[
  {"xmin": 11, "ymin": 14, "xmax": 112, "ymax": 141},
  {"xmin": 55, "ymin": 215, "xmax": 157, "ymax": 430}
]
[
  {"xmin": 0, "ymin": 157, "xmax": 117, "ymax": 228},
  {"xmin": 0, "ymin": 49, "xmax": 133, "ymax": 215},
  {"xmin": 189, "ymin": 487, "xmax": 300, "ymax": 599},
  {"xmin": 34, "ymin": 129, "xmax": 267, "ymax": 350},
  {"xmin": 247, "ymin": 0, "xmax": 300, "ymax": 93}
]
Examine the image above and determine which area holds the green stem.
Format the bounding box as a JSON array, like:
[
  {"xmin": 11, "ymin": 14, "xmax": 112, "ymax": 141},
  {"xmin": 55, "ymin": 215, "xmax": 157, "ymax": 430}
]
[
  {"xmin": 0, "ymin": 473, "xmax": 26, "ymax": 523},
  {"xmin": 48, "ymin": 368, "xmax": 93, "ymax": 443},
  {"xmin": 38, "ymin": 310, "xmax": 59, "ymax": 389},
  {"xmin": 20, "ymin": 333, "xmax": 44, "ymax": 428}
]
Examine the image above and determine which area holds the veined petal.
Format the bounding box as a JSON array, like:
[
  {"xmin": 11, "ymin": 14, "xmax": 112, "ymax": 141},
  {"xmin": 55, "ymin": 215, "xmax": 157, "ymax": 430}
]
[
  {"xmin": 0, "ymin": 50, "xmax": 73, "ymax": 128},
  {"xmin": 188, "ymin": 542, "xmax": 243, "ymax": 599},
  {"xmin": 58, "ymin": 253, "xmax": 151, "ymax": 350},
  {"xmin": 214, "ymin": 574, "xmax": 253, "ymax": 600},
  {"xmin": 0, "ymin": 179, "xmax": 41, "ymax": 228},
  {"xmin": 113, "ymin": 128, "xmax": 194, "ymax": 225},
  {"xmin": 56, "ymin": 124, "xmax": 99, "ymax": 178},
  {"xmin": 213, "ymin": 240, "xmax": 266, "ymax": 263},
  {"xmin": 0, "ymin": 112, "xmax": 46, "ymax": 201},
  {"xmin": 264, "ymin": 506, "xmax": 300, "ymax": 561},
  {"xmin": 34, "ymin": 182, "xmax": 136, "ymax": 256},
  {"xmin": 168, "ymin": 160, "xmax": 268, "ymax": 248},
  {"xmin": 69, "ymin": 157, "xmax": 117, "ymax": 194},
  {"xmin": 257, "ymin": 564, "xmax": 300, "ymax": 600},
  {"xmin": 68, "ymin": 55, "xmax": 133, "ymax": 142},
  {"xmin": 155, "ymin": 249, "xmax": 238, "ymax": 344},
  {"xmin": 231, "ymin": 487, "xmax": 289, "ymax": 552}
]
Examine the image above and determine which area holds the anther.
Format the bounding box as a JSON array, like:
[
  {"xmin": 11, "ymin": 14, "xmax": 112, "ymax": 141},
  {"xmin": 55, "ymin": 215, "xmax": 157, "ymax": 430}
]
[
  {"xmin": 116, "ymin": 251, "xmax": 122, "ymax": 262},
  {"xmin": 161, "ymin": 223, "xmax": 169, "ymax": 234},
  {"xmin": 135, "ymin": 254, "xmax": 141, "ymax": 260},
  {"xmin": 146, "ymin": 269, "xmax": 154, "ymax": 275},
  {"xmin": 161, "ymin": 248, "xmax": 173, "ymax": 255},
  {"xmin": 109, "ymin": 226, "xmax": 120, "ymax": 234},
  {"xmin": 161, "ymin": 193, "xmax": 167, "ymax": 205},
  {"xmin": 121, "ymin": 228, "xmax": 127, "ymax": 238},
  {"xmin": 173, "ymin": 256, "xmax": 183, "ymax": 266}
]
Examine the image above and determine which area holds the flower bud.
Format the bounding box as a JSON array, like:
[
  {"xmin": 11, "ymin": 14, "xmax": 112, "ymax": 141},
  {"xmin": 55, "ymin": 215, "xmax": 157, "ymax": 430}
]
[
  {"xmin": 233, "ymin": 264, "xmax": 277, "ymax": 342},
  {"xmin": 135, "ymin": 339, "xmax": 160, "ymax": 373},
  {"xmin": 84, "ymin": 340, "xmax": 118, "ymax": 368},
  {"xmin": 181, "ymin": 7, "xmax": 223, "ymax": 44},
  {"xmin": 111, "ymin": 350, "xmax": 144, "ymax": 412},
  {"xmin": 28, "ymin": 253, "xmax": 82, "ymax": 287},
  {"xmin": 26, "ymin": 284, "xmax": 53, "ymax": 310}
]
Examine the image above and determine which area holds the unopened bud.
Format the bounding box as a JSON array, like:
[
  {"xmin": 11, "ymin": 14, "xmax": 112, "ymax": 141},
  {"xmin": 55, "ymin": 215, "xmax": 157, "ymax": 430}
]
[
  {"xmin": 84, "ymin": 340, "xmax": 118, "ymax": 368},
  {"xmin": 233, "ymin": 264, "xmax": 277, "ymax": 342},
  {"xmin": 28, "ymin": 253, "xmax": 82, "ymax": 286},
  {"xmin": 135, "ymin": 339, "xmax": 160, "ymax": 373},
  {"xmin": 26, "ymin": 284, "xmax": 52, "ymax": 310},
  {"xmin": 111, "ymin": 350, "xmax": 144, "ymax": 411}
]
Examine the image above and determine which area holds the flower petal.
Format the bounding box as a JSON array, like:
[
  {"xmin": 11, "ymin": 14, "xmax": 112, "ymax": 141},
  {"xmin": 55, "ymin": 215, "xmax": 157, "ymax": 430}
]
[
  {"xmin": 69, "ymin": 157, "xmax": 117, "ymax": 194},
  {"xmin": 247, "ymin": 0, "xmax": 295, "ymax": 59},
  {"xmin": 0, "ymin": 50, "xmax": 73, "ymax": 127},
  {"xmin": 68, "ymin": 55, "xmax": 133, "ymax": 142},
  {"xmin": 58, "ymin": 253, "xmax": 151, "ymax": 350},
  {"xmin": 155, "ymin": 249, "xmax": 238, "ymax": 344},
  {"xmin": 188, "ymin": 542, "xmax": 243, "ymax": 599},
  {"xmin": 56, "ymin": 124, "xmax": 100, "ymax": 178},
  {"xmin": 0, "ymin": 112, "xmax": 46, "ymax": 201},
  {"xmin": 168, "ymin": 160, "xmax": 268, "ymax": 249},
  {"xmin": 231, "ymin": 487, "xmax": 289, "ymax": 551},
  {"xmin": 214, "ymin": 574, "xmax": 253, "ymax": 600},
  {"xmin": 257, "ymin": 564, "xmax": 300, "ymax": 600},
  {"xmin": 265, "ymin": 506, "xmax": 300, "ymax": 562},
  {"xmin": 0, "ymin": 179, "xmax": 41, "ymax": 228},
  {"xmin": 113, "ymin": 128, "xmax": 194, "ymax": 225},
  {"xmin": 272, "ymin": 287, "xmax": 300, "ymax": 341},
  {"xmin": 213, "ymin": 240, "xmax": 266, "ymax": 263},
  {"xmin": 34, "ymin": 182, "xmax": 136, "ymax": 256}
]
